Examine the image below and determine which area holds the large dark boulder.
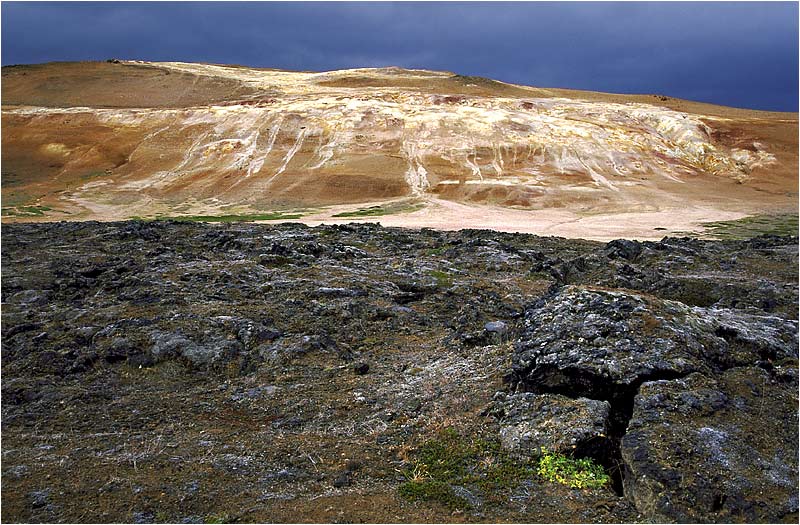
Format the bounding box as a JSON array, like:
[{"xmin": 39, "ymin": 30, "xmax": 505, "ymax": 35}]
[
  {"xmin": 622, "ymin": 367, "xmax": 798, "ymax": 523},
  {"xmin": 497, "ymin": 393, "xmax": 612, "ymax": 458},
  {"xmin": 512, "ymin": 286, "xmax": 797, "ymax": 400}
]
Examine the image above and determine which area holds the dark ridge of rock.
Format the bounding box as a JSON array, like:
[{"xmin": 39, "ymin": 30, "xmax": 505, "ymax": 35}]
[
  {"xmin": 603, "ymin": 239, "xmax": 643, "ymax": 261},
  {"xmin": 544, "ymin": 235, "xmax": 799, "ymax": 317},
  {"xmin": 512, "ymin": 286, "xmax": 797, "ymax": 406}
]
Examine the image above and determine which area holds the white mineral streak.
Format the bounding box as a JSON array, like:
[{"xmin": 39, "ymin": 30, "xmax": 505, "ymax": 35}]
[
  {"xmin": 465, "ymin": 149, "xmax": 484, "ymax": 180},
  {"xmin": 308, "ymin": 135, "xmax": 336, "ymax": 170},
  {"xmin": 5, "ymin": 61, "xmax": 776, "ymax": 195},
  {"xmin": 249, "ymin": 116, "xmax": 283, "ymax": 176},
  {"xmin": 402, "ymin": 142, "xmax": 431, "ymax": 195},
  {"xmin": 270, "ymin": 127, "xmax": 307, "ymax": 181}
]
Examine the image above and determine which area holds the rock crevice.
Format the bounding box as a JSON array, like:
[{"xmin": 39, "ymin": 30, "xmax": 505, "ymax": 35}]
[{"xmin": 505, "ymin": 283, "xmax": 798, "ymax": 520}]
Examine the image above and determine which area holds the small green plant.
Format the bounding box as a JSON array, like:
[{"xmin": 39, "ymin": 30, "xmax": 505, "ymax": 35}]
[
  {"xmin": 428, "ymin": 270, "xmax": 453, "ymax": 288},
  {"xmin": 398, "ymin": 479, "xmax": 470, "ymax": 510},
  {"xmin": 425, "ymin": 246, "xmax": 449, "ymax": 256},
  {"xmin": 204, "ymin": 513, "xmax": 231, "ymax": 524},
  {"xmin": 397, "ymin": 428, "xmax": 537, "ymax": 510},
  {"xmin": 536, "ymin": 449, "xmax": 610, "ymax": 489}
]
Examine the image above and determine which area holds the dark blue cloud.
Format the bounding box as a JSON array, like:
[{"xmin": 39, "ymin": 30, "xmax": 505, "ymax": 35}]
[{"xmin": 2, "ymin": 1, "xmax": 797, "ymax": 111}]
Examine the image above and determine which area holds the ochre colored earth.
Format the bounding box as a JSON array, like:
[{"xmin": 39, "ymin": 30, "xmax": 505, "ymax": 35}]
[{"xmin": 2, "ymin": 60, "xmax": 797, "ymax": 239}]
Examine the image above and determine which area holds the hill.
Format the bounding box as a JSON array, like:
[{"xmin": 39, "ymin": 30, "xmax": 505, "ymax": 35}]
[{"xmin": 2, "ymin": 60, "xmax": 797, "ymax": 238}]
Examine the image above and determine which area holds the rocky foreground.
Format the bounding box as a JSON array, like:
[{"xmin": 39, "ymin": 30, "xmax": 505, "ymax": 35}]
[{"xmin": 1, "ymin": 221, "xmax": 798, "ymax": 523}]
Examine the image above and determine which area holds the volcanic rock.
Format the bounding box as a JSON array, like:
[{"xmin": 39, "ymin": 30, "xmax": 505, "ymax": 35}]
[
  {"xmin": 621, "ymin": 368, "xmax": 798, "ymax": 522},
  {"xmin": 510, "ymin": 283, "xmax": 798, "ymax": 520}
]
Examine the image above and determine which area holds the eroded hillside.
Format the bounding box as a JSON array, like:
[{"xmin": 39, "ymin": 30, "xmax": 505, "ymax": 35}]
[{"xmin": 2, "ymin": 61, "xmax": 797, "ymax": 237}]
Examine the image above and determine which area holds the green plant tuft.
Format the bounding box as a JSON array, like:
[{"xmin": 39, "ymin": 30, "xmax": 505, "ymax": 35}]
[
  {"xmin": 397, "ymin": 428, "xmax": 538, "ymax": 510},
  {"xmin": 398, "ymin": 480, "xmax": 470, "ymax": 510},
  {"xmin": 428, "ymin": 270, "xmax": 453, "ymax": 289},
  {"xmin": 536, "ymin": 449, "xmax": 610, "ymax": 489},
  {"xmin": 425, "ymin": 246, "xmax": 449, "ymax": 256}
]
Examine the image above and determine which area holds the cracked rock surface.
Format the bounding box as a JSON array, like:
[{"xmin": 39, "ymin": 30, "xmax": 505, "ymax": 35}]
[
  {"xmin": 508, "ymin": 260, "xmax": 797, "ymax": 521},
  {"xmin": 513, "ymin": 285, "xmax": 797, "ymax": 398},
  {"xmin": 622, "ymin": 367, "xmax": 798, "ymax": 522}
]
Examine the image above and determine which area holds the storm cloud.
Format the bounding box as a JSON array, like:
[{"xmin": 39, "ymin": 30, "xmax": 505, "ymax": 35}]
[{"xmin": 2, "ymin": 1, "xmax": 797, "ymax": 111}]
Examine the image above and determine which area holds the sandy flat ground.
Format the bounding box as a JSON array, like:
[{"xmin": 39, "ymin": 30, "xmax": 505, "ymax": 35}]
[
  {"xmin": 265, "ymin": 198, "xmax": 748, "ymax": 241},
  {"xmin": 1, "ymin": 196, "xmax": 757, "ymax": 241}
]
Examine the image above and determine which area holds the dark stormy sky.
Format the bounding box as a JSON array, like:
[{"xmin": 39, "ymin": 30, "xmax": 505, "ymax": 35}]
[{"xmin": 2, "ymin": 1, "xmax": 798, "ymax": 111}]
